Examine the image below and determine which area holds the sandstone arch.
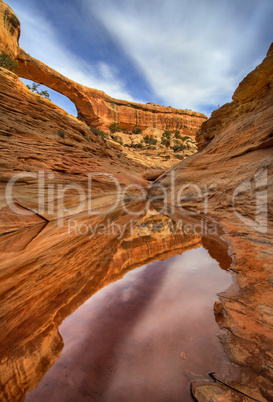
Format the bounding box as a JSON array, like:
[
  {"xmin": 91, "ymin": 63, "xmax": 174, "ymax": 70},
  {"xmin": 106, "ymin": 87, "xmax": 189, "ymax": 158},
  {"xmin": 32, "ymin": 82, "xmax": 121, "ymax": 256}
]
[
  {"xmin": 16, "ymin": 48, "xmax": 100, "ymax": 125},
  {"xmin": 1, "ymin": 0, "xmax": 207, "ymax": 132}
]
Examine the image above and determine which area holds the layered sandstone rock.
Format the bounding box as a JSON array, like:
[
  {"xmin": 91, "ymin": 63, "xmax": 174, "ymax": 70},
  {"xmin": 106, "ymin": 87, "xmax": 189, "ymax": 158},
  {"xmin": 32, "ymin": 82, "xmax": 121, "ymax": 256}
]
[
  {"xmin": 0, "ymin": 0, "xmax": 20, "ymax": 58},
  {"xmin": 1, "ymin": 1, "xmax": 272, "ymax": 400},
  {"xmin": 0, "ymin": 67, "xmax": 149, "ymax": 234},
  {"xmin": 196, "ymin": 43, "xmax": 273, "ymax": 149},
  {"xmin": 15, "ymin": 48, "xmax": 207, "ymax": 133},
  {"xmin": 149, "ymin": 45, "xmax": 273, "ymax": 401},
  {"xmin": 0, "ymin": 0, "xmax": 203, "ymax": 207},
  {"xmin": 0, "ymin": 203, "xmax": 202, "ymax": 401},
  {"xmin": 107, "ymin": 129, "xmax": 198, "ymax": 171}
]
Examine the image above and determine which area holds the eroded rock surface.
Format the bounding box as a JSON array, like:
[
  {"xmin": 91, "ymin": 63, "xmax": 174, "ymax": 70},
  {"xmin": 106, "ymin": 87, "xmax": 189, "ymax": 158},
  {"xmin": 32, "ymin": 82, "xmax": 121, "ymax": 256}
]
[
  {"xmin": 1, "ymin": 1, "xmax": 272, "ymax": 400},
  {"xmin": 0, "ymin": 67, "xmax": 150, "ymax": 233},
  {"xmin": 0, "ymin": 203, "xmax": 202, "ymax": 401},
  {"xmin": 149, "ymin": 45, "xmax": 273, "ymax": 401},
  {"xmin": 15, "ymin": 46, "xmax": 207, "ymax": 132},
  {"xmin": 0, "ymin": 0, "xmax": 20, "ymax": 57}
]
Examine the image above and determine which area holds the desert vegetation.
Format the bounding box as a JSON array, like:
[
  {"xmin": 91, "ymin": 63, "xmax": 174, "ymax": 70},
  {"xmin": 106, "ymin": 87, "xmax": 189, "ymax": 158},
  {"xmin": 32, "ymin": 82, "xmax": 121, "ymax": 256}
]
[
  {"xmin": 0, "ymin": 52, "xmax": 17, "ymax": 72},
  {"xmin": 26, "ymin": 82, "xmax": 51, "ymax": 100}
]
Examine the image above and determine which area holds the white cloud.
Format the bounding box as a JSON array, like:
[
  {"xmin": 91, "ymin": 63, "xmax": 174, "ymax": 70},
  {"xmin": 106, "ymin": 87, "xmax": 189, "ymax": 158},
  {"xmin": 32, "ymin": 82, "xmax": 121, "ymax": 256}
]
[
  {"xmin": 90, "ymin": 0, "xmax": 273, "ymax": 114},
  {"xmin": 9, "ymin": 0, "xmax": 273, "ymax": 116},
  {"xmin": 11, "ymin": 4, "xmax": 137, "ymax": 112}
]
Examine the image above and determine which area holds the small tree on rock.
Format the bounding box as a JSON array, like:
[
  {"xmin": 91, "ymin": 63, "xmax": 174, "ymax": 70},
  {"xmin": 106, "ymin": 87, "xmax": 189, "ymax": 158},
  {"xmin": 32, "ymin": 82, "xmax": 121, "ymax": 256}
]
[
  {"xmin": 26, "ymin": 82, "xmax": 50, "ymax": 100},
  {"xmin": 0, "ymin": 52, "xmax": 18, "ymax": 72}
]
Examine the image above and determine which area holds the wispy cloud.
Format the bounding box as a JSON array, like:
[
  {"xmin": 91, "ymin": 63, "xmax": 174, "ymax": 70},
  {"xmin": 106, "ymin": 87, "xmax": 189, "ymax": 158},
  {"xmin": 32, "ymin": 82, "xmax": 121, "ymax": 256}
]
[
  {"xmin": 9, "ymin": 0, "xmax": 273, "ymax": 116},
  {"xmin": 9, "ymin": 1, "xmax": 139, "ymax": 114},
  {"xmin": 90, "ymin": 0, "xmax": 273, "ymax": 115}
]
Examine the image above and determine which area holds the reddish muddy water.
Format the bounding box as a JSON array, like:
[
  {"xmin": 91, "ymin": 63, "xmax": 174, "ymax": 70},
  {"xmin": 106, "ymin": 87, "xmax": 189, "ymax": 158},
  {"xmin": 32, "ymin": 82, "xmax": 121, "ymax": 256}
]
[{"xmin": 26, "ymin": 246, "xmax": 232, "ymax": 402}]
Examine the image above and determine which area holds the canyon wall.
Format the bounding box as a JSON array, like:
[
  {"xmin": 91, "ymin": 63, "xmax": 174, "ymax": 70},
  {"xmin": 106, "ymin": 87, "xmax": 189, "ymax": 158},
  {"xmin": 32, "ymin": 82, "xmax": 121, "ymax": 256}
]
[
  {"xmin": 0, "ymin": 204, "xmax": 202, "ymax": 401},
  {"xmin": 0, "ymin": 0, "xmax": 206, "ymax": 236},
  {"xmin": 1, "ymin": 1, "xmax": 273, "ymax": 400},
  {"xmin": 195, "ymin": 43, "xmax": 273, "ymax": 149},
  {"xmin": 0, "ymin": 66, "xmax": 152, "ymax": 234},
  {"xmin": 150, "ymin": 44, "xmax": 273, "ymax": 401},
  {"xmin": 0, "ymin": 0, "xmax": 20, "ymax": 57}
]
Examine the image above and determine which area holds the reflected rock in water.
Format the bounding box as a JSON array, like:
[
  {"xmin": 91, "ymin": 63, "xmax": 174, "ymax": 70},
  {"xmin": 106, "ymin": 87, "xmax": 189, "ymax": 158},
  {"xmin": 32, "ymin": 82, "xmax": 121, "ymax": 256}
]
[{"xmin": 0, "ymin": 201, "xmax": 213, "ymax": 401}]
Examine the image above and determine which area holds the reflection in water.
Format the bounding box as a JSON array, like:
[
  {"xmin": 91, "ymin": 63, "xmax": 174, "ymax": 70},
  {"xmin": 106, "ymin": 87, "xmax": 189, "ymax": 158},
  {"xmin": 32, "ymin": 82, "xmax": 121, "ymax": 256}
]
[
  {"xmin": 27, "ymin": 247, "xmax": 230, "ymax": 402},
  {"xmin": 0, "ymin": 201, "xmax": 232, "ymax": 401},
  {"xmin": 26, "ymin": 247, "xmax": 232, "ymax": 402}
]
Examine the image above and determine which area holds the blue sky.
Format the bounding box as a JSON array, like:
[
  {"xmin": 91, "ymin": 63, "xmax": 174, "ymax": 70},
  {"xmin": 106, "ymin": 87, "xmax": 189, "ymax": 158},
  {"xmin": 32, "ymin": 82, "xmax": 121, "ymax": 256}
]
[{"xmin": 9, "ymin": 0, "xmax": 273, "ymax": 117}]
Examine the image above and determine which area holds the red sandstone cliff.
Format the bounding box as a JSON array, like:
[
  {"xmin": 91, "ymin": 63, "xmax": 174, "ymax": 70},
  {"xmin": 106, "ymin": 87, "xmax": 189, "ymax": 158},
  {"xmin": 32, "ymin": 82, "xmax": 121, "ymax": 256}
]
[
  {"xmin": 0, "ymin": 204, "xmax": 202, "ymax": 401},
  {"xmin": 0, "ymin": 66, "xmax": 151, "ymax": 234},
  {"xmin": 1, "ymin": 1, "xmax": 273, "ymax": 400},
  {"xmin": 0, "ymin": 0, "xmax": 20, "ymax": 58},
  {"xmin": 0, "ymin": 0, "xmax": 206, "ymax": 235},
  {"xmin": 150, "ymin": 44, "xmax": 273, "ymax": 401}
]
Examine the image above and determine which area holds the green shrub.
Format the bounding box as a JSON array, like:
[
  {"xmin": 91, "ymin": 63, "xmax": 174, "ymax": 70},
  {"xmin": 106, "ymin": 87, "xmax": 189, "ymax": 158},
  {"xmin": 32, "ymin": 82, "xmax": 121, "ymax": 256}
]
[
  {"xmin": 161, "ymin": 137, "xmax": 167, "ymax": 145},
  {"xmin": 162, "ymin": 131, "xmax": 171, "ymax": 139},
  {"xmin": 91, "ymin": 127, "xmax": 105, "ymax": 139},
  {"xmin": 144, "ymin": 135, "xmax": 157, "ymax": 145},
  {"xmin": 0, "ymin": 53, "xmax": 18, "ymax": 72},
  {"xmin": 165, "ymin": 155, "xmax": 171, "ymax": 160},
  {"xmin": 175, "ymin": 154, "xmax": 184, "ymax": 160},
  {"xmin": 109, "ymin": 122, "xmax": 122, "ymax": 133},
  {"xmin": 181, "ymin": 135, "xmax": 191, "ymax": 141},
  {"xmin": 132, "ymin": 127, "xmax": 142, "ymax": 134},
  {"xmin": 172, "ymin": 145, "xmax": 180, "ymax": 152},
  {"xmin": 175, "ymin": 131, "xmax": 182, "ymax": 139},
  {"xmin": 172, "ymin": 144, "xmax": 187, "ymax": 152},
  {"xmin": 26, "ymin": 82, "xmax": 50, "ymax": 100},
  {"xmin": 40, "ymin": 90, "xmax": 50, "ymax": 99}
]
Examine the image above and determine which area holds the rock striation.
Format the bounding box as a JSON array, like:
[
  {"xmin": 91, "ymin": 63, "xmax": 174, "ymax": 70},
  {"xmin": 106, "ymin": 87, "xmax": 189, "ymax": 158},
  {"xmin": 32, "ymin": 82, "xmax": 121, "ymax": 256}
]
[
  {"xmin": 0, "ymin": 203, "xmax": 202, "ymax": 401},
  {"xmin": 0, "ymin": 0, "xmax": 20, "ymax": 58},
  {"xmin": 0, "ymin": 0, "xmax": 205, "ymax": 234},
  {"xmin": 0, "ymin": 67, "xmax": 149, "ymax": 234},
  {"xmin": 149, "ymin": 44, "xmax": 273, "ymax": 401},
  {"xmin": 195, "ymin": 43, "xmax": 273, "ymax": 149},
  {"xmin": 15, "ymin": 48, "xmax": 207, "ymax": 133},
  {"xmin": 1, "ymin": 1, "xmax": 272, "ymax": 400}
]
